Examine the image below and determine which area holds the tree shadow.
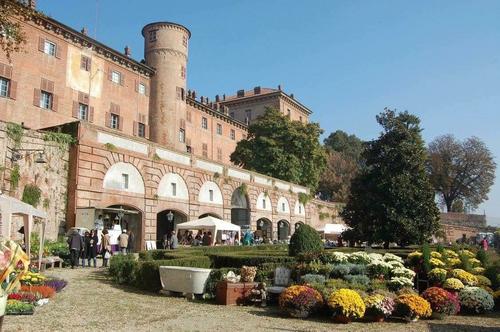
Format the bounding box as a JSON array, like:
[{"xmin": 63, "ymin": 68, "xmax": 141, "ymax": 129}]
[
  {"xmin": 428, "ymin": 323, "xmax": 500, "ymax": 332},
  {"xmin": 85, "ymin": 269, "xmax": 165, "ymax": 297}
]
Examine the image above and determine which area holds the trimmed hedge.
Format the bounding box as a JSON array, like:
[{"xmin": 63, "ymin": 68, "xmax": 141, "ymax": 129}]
[
  {"xmin": 208, "ymin": 252, "xmax": 294, "ymax": 268},
  {"xmin": 289, "ymin": 224, "xmax": 323, "ymax": 256}
]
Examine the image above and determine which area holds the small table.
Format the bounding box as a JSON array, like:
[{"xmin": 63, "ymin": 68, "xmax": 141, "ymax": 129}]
[
  {"xmin": 33, "ymin": 256, "xmax": 63, "ymax": 271},
  {"xmin": 216, "ymin": 281, "xmax": 257, "ymax": 305}
]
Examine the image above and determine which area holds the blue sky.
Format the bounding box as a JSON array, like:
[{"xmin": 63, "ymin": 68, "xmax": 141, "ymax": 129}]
[{"xmin": 39, "ymin": 0, "xmax": 500, "ymax": 223}]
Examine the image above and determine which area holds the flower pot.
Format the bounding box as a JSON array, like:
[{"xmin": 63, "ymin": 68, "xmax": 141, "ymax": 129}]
[
  {"xmin": 372, "ymin": 315, "xmax": 385, "ymax": 322},
  {"xmin": 287, "ymin": 308, "xmax": 310, "ymax": 319},
  {"xmin": 431, "ymin": 312, "xmax": 446, "ymax": 320},
  {"xmin": 333, "ymin": 314, "xmax": 352, "ymax": 324},
  {"xmin": 0, "ymin": 293, "xmax": 7, "ymax": 330},
  {"xmin": 404, "ymin": 316, "xmax": 419, "ymax": 322}
]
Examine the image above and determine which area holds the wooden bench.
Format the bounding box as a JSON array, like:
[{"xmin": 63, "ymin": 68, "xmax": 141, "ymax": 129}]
[{"xmin": 33, "ymin": 256, "xmax": 63, "ymax": 271}]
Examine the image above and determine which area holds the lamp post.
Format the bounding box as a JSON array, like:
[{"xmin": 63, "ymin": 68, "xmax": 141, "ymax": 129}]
[{"xmin": 167, "ymin": 210, "xmax": 174, "ymax": 231}]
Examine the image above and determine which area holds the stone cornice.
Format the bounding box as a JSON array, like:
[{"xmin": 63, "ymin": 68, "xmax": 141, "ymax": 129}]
[
  {"xmin": 30, "ymin": 15, "xmax": 155, "ymax": 77},
  {"xmin": 145, "ymin": 48, "xmax": 187, "ymax": 60},
  {"xmin": 187, "ymin": 97, "xmax": 248, "ymax": 130}
]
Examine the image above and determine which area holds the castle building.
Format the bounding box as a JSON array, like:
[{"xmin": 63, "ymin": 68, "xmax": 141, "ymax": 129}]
[{"xmin": 0, "ymin": 3, "xmax": 341, "ymax": 249}]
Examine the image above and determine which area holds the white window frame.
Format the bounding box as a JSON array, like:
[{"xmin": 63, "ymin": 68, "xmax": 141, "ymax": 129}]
[
  {"xmin": 202, "ymin": 117, "xmax": 208, "ymax": 129},
  {"xmin": 138, "ymin": 83, "xmax": 146, "ymax": 95},
  {"xmin": 111, "ymin": 71, "xmax": 121, "ymax": 84},
  {"xmin": 44, "ymin": 40, "xmax": 56, "ymax": 56},
  {"xmin": 40, "ymin": 91, "xmax": 53, "ymax": 110},
  {"xmin": 78, "ymin": 103, "xmax": 88, "ymax": 120},
  {"xmin": 179, "ymin": 128, "xmax": 185, "ymax": 143},
  {"xmin": 230, "ymin": 129, "xmax": 235, "ymax": 140},
  {"xmin": 0, "ymin": 77, "xmax": 9, "ymax": 98},
  {"xmin": 216, "ymin": 123, "xmax": 222, "ymax": 135},
  {"xmin": 110, "ymin": 113, "xmax": 119, "ymax": 129}
]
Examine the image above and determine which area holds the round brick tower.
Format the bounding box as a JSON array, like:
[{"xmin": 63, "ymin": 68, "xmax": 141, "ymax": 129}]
[{"xmin": 142, "ymin": 22, "xmax": 190, "ymax": 150}]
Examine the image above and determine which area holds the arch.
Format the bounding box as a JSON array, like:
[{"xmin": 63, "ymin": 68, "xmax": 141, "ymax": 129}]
[
  {"xmin": 277, "ymin": 197, "xmax": 290, "ymax": 214},
  {"xmin": 156, "ymin": 209, "xmax": 188, "ymax": 249},
  {"xmin": 295, "ymin": 221, "xmax": 304, "ymax": 230},
  {"xmin": 294, "ymin": 201, "xmax": 305, "ymax": 216},
  {"xmin": 231, "ymin": 187, "xmax": 250, "ymax": 229},
  {"xmin": 105, "ymin": 204, "xmax": 143, "ymax": 252},
  {"xmin": 157, "ymin": 173, "xmax": 189, "ymax": 200},
  {"xmin": 256, "ymin": 218, "xmax": 272, "ymax": 242},
  {"xmin": 277, "ymin": 219, "xmax": 290, "ymax": 241},
  {"xmin": 199, "ymin": 212, "xmax": 223, "ymax": 219},
  {"xmin": 198, "ymin": 181, "xmax": 223, "ymax": 205},
  {"xmin": 256, "ymin": 192, "xmax": 272, "ymax": 211},
  {"xmin": 103, "ymin": 162, "xmax": 145, "ymax": 194}
]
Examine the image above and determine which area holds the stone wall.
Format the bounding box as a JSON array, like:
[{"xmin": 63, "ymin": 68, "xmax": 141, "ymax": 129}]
[{"xmin": 0, "ymin": 121, "xmax": 70, "ymax": 240}]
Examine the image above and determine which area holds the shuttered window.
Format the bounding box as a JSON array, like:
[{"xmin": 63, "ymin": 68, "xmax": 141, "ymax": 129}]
[
  {"xmin": 72, "ymin": 91, "xmax": 93, "ymax": 122},
  {"xmin": 0, "ymin": 63, "xmax": 16, "ymax": 99},
  {"xmin": 202, "ymin": 143, "xmax": 208, "ymax": 158},
  {"xmin": 81, "ymin": 55, "xmax": 91, "ymax": 71}
]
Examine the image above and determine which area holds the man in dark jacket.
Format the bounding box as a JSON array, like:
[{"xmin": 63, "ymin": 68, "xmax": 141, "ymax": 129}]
[{"xmin": 67, "ymin": 229, "xmax": 84, "ymax": 268}]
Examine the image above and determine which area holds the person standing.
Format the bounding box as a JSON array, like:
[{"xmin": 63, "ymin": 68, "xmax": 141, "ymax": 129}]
[
  {"xmin": 170, "ymin": 231, "xmax": 178, "ymax": 249},
  {"xmin": 67, "ymin": 229, "xmax": 84, "ymax": 269},
  {"xmin": 80, "ymin": 231, "xmax": 90, "ymax": 267},
  {"xmin": 482, "ymin": 236, "xmax": 489, "ymax": 251},
  {"xmin": 87, "ymin": 229, "xmax": 98, "ymax": 267},
  {"xmin": 118, "ymin": 229, "xmax": 129, "ymax": 255},
  {"xmin": 94, "ymin": 215, "xmax": 104, "ymax": 231},
  {"xmin": 127, "ymin": 229, "xmax": 135, "ymax": 254},
  {"xmin": 101, "ymin": 229, "xmax": 111, "ymax": 267}
]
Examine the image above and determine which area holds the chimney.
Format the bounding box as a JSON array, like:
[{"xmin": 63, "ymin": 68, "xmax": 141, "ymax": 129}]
[
  {"xmin": 187, "ymin": 89, "xmax": 192, "ymax": 98},
  {"xmin": 254, "ymin": 86, "xmax": 261, "ymax": 94},
  {"xmin": 81, "ymin": 27, "xmax": 88, "ymax": 35},
  {"xmin": 237, "ymin": 89, "xmax": 245, "ymax": 98},
  {"xmin": 278, "ymin": 84, "xmax": 282, "ymax": 91},
  {"xmin": 124, "ymin": 46, "xmax": 131, "ymax": 57},
  {"xmin": 215, "ymin": 95, "xmax": 220, "ymax": 102},
  {"xmin": 192, "ymin": 90, "xmax": 196, "ymax": 98},
  {"xmin": 223, "ymin": 94, "xmax": 226, "ymax": 101},
  {"xmin": 290, "ymin": 93, "xmax": 294, "ymax": 99},
  {"xmin": 29, "ymin": 0, "xmax": 36, "ymax": 9},
  {"xmin": 200, "ymin": 96, "xmax": 205, "ymax": 103}
]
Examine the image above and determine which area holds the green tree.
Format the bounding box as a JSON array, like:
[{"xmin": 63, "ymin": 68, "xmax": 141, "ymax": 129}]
[
  {"xmin": 323, "ymin": 130, "xmax": 364, "ymax": 164},
  {"xmin": 230, "ymin": 108, "xmax": 327, "ymax": 191},
  {"xmin": 427, "ymin": 134, "xmax": 496, "ymax": 212},
  {"xmin": 341, "ymin": 108, "xmax": 440, "ymax": 248},
  {"xmin": 0, "ymin": 0, "xmax": 40, "ymax": 61}
]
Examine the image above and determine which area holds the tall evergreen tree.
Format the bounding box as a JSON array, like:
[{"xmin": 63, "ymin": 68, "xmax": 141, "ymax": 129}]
[{"xmin": 341, "ymin": 108, "xmax": 440, "ymax": 247}]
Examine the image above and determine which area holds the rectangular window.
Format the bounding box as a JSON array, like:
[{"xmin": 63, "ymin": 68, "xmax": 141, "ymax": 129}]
[
  {"xmin": 122, "ymin": 174, "xmax": 129, "ymax": 189},
  {"xmin": 138, "ymin": 122, "xmax": 146, "ymax": 138},
  {"xmin": 262, "ymin": 199, "xmax": 266, "ymax": 209},
  {"xmin": 171, "ymin": 183, "xmax": 177, "ymax": 196},
  {"xmin": 217, "ymin": 148, "xmax": 222, "ymax": 162},
  {"xmin": 78, "ymin": 103, "xmax": 88, "ymax": 120},
  {"xmin": 0, "ymin": 77, "xmax": 9, "ymax": 97},
  {"xmin": 282, "ymin": 203, "xmax": 286, "ymax": 211},
  {"xmin": 44, "ymin": 40, "xmax": 56, "ymax": 56},
  {"xmin": 149, "ymin": 30, "xmax": 157, "ymax": 42},
  {"xmin": 110, "ymin": 113, "xmax": 119, "ymax": 129},
  {"xmin": 299, "ymin": 205, "xmax": 302, "ymax": 214},
  {"xmin": 230, "ymin": 129, "xmax": 235, "ymax": 140},
  {"xmin": 176, "ymin": 87, "xmax": 185, "ymax": 100},
  {"xmin": 40, "ymin": 91, "xmax": 53, "ymax": 109},
  {"xmin": 287, "ymin": 109, "xmax": 291, "ymax": 118},
  {"xmin": 138, "ymin": 83, "xmax": 146, "ymax": 95},
  {"xmin": 202, "ymin": 143, "xmax": 208, "ymax": 158},
  {"xmin": 179, "ymin": 128, "xmax": 185, "ymax": 143},
  {"xmin": 202, "ymin": 117, "xmax": 208, "ymax": 129},
  {"xmin": 209, "ymin": 189, "xmax": 214, "ymax": 202},
  {"xmin": 182, "ymin": 35, "xmax": 187, "ymax": 47},
  {"xmin": 216, "ymin": 123, "xmax": 222, "ymax": 135},
  {"xmin": 80, "ymin": 55, "xmax": 91, "ymax": 71},
  {"xmin": 111, "ymin": 71, "xmax": 121, "ymax": 84}
]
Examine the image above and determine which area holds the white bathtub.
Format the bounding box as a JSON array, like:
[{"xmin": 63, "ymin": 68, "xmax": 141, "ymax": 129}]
[{"xmin": 159, "ymin": 266, "xmax": 212, "ymax": 295}]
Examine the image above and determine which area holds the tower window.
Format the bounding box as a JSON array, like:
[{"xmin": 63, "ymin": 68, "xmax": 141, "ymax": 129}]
[
  {"xmin": 182, "ymin": 35, "xmax": 187, "ymax": 47},
  {"xmin": 122, "ymin": 174, "xmax": 129, "ymax": 189},
  {"xmin": 0, "ymin": 78, "xmax": 10, "ymax": 97},
  {"xmin": 181, "ymin": 66, "xmax": 186, "ymax": 79},
  {"xmin": 201, "ymin": 117, "xmax": 208, "ymax": 129},
  {"xmin": 40, "ymin": 91, "xmax": 53, "ymax": 110},
  {"xmin": 149, "ymin": 30, "xmax": 157, "ymax": 42}
]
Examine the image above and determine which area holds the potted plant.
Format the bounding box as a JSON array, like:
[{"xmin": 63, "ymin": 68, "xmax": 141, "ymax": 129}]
[
  {"xmin": 0, "ymin": 240, "xmax": 30, "ymax": 327},
  {"xmin": 421, "ymin": 287, "xmax": 460, "ymax": 319},
  {"xmin": 363, "ymin": 294, "xmax": 394, "ymax": 322},
  {"xmin": 428, "ymin": 268, "xmax": 447, "ymax": 286},
  {"xmin": 442, "ymin": 278, "xmax": 464, "ymax": 294},
  {"xmin": 394, "ymin": 293, "xmax": 432, "ymax": 322},
  {"xmin": 458, "ymin": 286, "xmax": 494, "ymax": 314},
  {"xmin": 279, "ymin": 285, "xmax": 323, "ymax": 318},
  {"xmin": 328, "ymin": 288, "xmax": 365, "ymax": 323}
]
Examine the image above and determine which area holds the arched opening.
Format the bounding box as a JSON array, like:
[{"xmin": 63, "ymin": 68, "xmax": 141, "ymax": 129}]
[
  {"xmin": 156, "ymin": 210, "xmax": 188, "ymax": 249},
  {"xmin": 256, "ymin": 218, "xmax": 272, "ymax": 242},
  {"xmin": 104, "ymin": 205, "xmax": 142, "ymax": 252},
  {"xmin": 278, "ymin": 220, "xmax": 290, "ymax": 241},
  {"xmin": 103, "ymin": 162, "xmax": 145, "ymax": 194},
  {"xmin": 231, "ymin": 187, "xmax": 250, "ymax": 230}
]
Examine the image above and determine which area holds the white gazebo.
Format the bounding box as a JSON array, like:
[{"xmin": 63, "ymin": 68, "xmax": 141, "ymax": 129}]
[
  {"xmin": 176, "ymin": 216, "xmax": 241, "ymax": 246},
  {"xmin": 0, "ymin": 192, "xmax": 48, "ymax": 268},
  {"xmin": 318, "ymin": 223, "xmax": 350, "ymax": 239}
]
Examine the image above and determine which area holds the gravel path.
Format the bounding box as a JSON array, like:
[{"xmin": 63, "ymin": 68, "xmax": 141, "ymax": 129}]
[{"xmin": 3, "ymin": 267, "xmax": 500, "ymax": 332}]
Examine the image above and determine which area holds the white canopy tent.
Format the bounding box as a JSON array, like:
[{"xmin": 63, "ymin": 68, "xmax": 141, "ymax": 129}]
[
  {"xmin": 318, "ymin": 223, "xmax": 350, "ymax": 237},
  {"xmin": 176, "ymin": 216, "xmax": 241, "ymax": 246},
  {"xmin": 0, "ymin": 193, "xmax": 47, "ymax": 269}
]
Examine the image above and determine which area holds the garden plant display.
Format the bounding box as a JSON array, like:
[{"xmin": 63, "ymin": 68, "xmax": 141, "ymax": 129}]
[
  {"xmin": 458, "ymin": 286, "xmax": 494, "ymax": 313},
  {"xmin": 428, "ymin": 268, "xmax": 447, "ymax": 285},
  {"xmin": 5, "ymin": 300, "xmax": 35, "ymax": 315},
  {"xmin": 443, "ymin": 278, "xmax": 465, "ymax": 292},
  {"xmin": 421, "ymin": 287, "xmax": 460, "ymax": 317},
  {"xmin": 43, "ymin": 279, "xmax": 68, "ymax": 293},
  {"xmin": 20, "ymin": 271, "xmax": 46, "ymax": 286},
  {"xmin": 450, "ymin": 269, "xmax": 478, "ymax": 286},
  {"xmin": 327, "ymin": 288, "xmax": 365, "ymax": 323},
  {"xmin": 20, "ymin": 285, "xmax": 56, "ymax": 299},
  {"xmin": 363, "ymin": 294, "xmax": 394, "ymax": 321},
  {"xmin": 279, "ymin": 285, "xmax": 323, "ymax": 318}
]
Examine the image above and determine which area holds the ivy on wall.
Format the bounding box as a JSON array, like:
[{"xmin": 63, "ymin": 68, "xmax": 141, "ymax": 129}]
[
  {"xmin": 21, "ymin": 184, "xmax": 42, "ymax": 207},
  {"xmin": 6, "ymin": 122, "xmax": 23, "ymax": 148},
  {"xmin": 10, "ymin": 164, "xmax": 20, "ymax": 189},
  {"xmin": 298, "ymin": 192, "xmax": 311, "ymax": 205},
  {"xmin": 104, "ymin": 143, "xmax": 116, "ymax": 151},
  {"xmin": 43, "ymin": 132, "xmax": 76, "ymax": 151}
]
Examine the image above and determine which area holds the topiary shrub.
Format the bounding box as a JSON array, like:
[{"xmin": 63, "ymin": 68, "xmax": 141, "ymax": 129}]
[{"xmin": 288, "ymin": 224, "xmax": 323, "ymax": 256}]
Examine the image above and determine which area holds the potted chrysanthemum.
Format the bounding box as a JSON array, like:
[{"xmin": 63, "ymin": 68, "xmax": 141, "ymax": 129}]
[
  {"xmin": 279, "ymin": 285, "xmax": 323, "ymax": 318},
  {"xmin": 328, "ymin": 289, "xmax": 365, "ymax": 323},
  {"xmin": 394, "ymin": 293, "xmax": 432, "ymax": 322},
  {"xmin": 363, "ymin": 294, "xmax": 395, "ymax": 322},
  {"xmin": 458, "ymin": 286, "xmax": 494, "ymax": 314},
  {"xmin": 421, "ymin": 287, "xmax": 460, "ymax": 319}
]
